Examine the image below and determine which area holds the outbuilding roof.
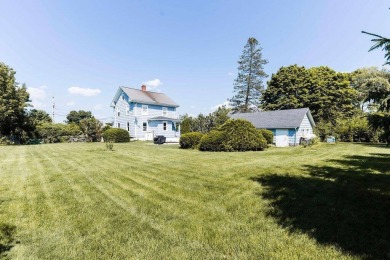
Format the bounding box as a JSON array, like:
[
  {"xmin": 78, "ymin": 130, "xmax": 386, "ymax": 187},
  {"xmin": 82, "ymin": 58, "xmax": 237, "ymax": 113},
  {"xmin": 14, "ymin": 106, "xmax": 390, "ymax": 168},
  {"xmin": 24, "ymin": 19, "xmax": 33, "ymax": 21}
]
[
  {"xmin": 112, "ymin": 86, "xmax": 179, "ymax": 107},
  {"xmin": 230, "ymin": 108, "xmax": 315, "ymax": 129}
]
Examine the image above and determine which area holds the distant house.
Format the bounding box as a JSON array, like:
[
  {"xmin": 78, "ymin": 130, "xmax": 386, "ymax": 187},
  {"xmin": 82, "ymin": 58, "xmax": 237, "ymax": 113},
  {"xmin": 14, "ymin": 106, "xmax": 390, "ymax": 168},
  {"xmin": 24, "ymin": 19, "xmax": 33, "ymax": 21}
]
[
  {"xmin": 230, "ymin": 108, "xmax": 315, "ymax": 147},
  {"xmin": 111, "ymin": 85, "xmax": 180, "ymax": 141}
]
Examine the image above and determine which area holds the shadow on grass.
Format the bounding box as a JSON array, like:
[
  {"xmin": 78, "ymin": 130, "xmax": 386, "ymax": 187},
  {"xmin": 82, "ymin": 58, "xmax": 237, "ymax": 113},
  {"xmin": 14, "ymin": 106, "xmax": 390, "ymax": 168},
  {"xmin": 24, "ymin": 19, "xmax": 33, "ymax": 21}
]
[
  {"xmin": 0, "ymin": 223, "xmax": 16, "ymax": 257},
  {"xmin": 252, "ymin": 153, "xmax": 390, "ymax": 259}
]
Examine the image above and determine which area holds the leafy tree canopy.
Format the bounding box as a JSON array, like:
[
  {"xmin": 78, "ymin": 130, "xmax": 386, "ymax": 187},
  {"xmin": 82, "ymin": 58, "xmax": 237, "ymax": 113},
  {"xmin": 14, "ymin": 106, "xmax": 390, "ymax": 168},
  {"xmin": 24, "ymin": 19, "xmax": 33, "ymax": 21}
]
[
  {"xmin": 66, "ymin": 110, "xmax": 93, "ymax": 125},
  {"xmin": 27, "ymin": 109, "xmax": 52, "ymax": 126},
  {"xmin": 0, "ymin": 62, "xmax": 30, "ymax": 136},
  {"xmin": 261, "ymin": 65, "xmax": 358, "ymax": 124}
]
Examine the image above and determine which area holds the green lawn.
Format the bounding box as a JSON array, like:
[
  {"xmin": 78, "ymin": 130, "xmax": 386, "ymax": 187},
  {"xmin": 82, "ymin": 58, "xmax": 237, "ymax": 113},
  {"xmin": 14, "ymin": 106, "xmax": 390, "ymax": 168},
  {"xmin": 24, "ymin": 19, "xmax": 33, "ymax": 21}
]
[{"xmin": 0, "ymin": 142, "xmax": 389, "ymax": 259}]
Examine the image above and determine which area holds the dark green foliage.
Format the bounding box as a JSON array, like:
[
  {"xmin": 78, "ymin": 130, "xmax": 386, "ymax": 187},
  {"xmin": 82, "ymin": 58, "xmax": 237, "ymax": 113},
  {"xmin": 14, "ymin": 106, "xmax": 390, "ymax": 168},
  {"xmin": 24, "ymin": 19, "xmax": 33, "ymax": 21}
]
[
  {"xmin": 180, "ymin": 107, "xmax": 230, "ymax": 134},
  {"xmin": 218, "ymin": 119, "xmax": 267, "ymax": 151},
  {"xmin": 0, "ymin": 136, "xmax": 11, "ymax": 145},
  {"xmin": 262, "ymin": 65, "xmax": 358, "ymax": 124},
  {"xmin": 180, "ymin": 117, "xmax": 192, "ymax": 134},
  {"xmin": 362, "ymin": 31, "xmax": 390, "ymax": 65},
  {"xmin": 350, "ymin": 67, "xmax": 390, "ymax": 111},
  {"xmin": 259, "ymin": 129, "xmax": 273, "ymax": 144},
  {"xmin": 79, "ymin": 117, "xmax": 103, "ymax": 142},
  {"xmin": 368, "ymin": 112, "xmax": 390, "ymax": 144},
  {"xmin": 25, "ymin": 138, "xmax": 42, "ymax": 145},
  {"xmin": 36, "ymin": 123, "xmax": 82, "ymax": 143},
  {"xmin": 102, "ymin": 124, "xmax": 112, "ymax": 133},
  {"xmin": 179, "ymin": 132, "xmax": 204, "ymax": 149},
  {"xmin": 335, "ymin": 116, "xmax": 374, "ymax": 142},
  {"xmin": 102, "ymin": 128, "xmax": 130, "ymax": 143},
  {"xmin": 199, "ymin": 119, "xmax": 267, "ymax": 152},
  {"xmin": 231, "ymin": 38, "xmax": 268, "ymax": 112},
  {"xmin": 66, "ymin": 110, "xmax": 93, "ymax": 125},
  {"xmin": 0, "ymin": 62, "xmax": 30, "ymax": 137},
  {"xmin": 199, "ymin": 130, "xmax": 230, "ymax": 151},
  {"xmin": 27, "ymin": 109, "xmax": 52, "ymax": 126}
]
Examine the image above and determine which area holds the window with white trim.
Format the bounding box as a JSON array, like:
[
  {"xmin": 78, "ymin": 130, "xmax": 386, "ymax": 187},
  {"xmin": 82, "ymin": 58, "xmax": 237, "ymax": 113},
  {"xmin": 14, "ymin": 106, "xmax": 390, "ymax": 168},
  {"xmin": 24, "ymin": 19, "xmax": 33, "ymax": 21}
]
[
  {"xmin": 117, "ymin": 107, "xmax": 120, "ymax": 117},
  {"xmin": 126, "ymin": 104, "xmax": 130, "ymax": 114},
  {"xmin": 127, "ymin": 122, "xmax": 130, "ymax": 131},
  {"xmin": 118, "ymin": 123, "xmax": 120, "ymax": 128},
  {"xmin": 163, "ymin": 121, "xmax": 167, "ymax": 131},
  {"xmin": 162, "ymin": 107, "xmax": 167, "ymax": 116},
  {"xmin": 142, "ymin": 105, "xmax": 148, "ymax": 115},
  {"xmin": 142, "ymin": 122, "xmax": 147, "ymax": 131}
]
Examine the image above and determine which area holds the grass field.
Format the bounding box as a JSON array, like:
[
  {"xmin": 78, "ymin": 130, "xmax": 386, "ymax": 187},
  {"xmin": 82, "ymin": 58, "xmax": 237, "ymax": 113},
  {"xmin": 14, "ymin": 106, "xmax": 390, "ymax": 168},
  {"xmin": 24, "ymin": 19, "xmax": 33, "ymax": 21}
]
[{"xmin": 0, "ymin": 142, "xmax": 389, "ymax": 259}]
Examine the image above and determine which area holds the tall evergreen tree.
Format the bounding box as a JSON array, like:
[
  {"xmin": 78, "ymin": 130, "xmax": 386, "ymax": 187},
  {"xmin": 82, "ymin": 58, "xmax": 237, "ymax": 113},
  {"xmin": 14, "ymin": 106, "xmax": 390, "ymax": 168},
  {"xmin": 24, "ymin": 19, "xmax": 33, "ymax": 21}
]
[
  {"xmin": 230, "ymin": 38, "xmax": 268, "ymax": 112},
  {"xmin": 0, "ymin": 62, "xmax": 30, "ymax": 136}
]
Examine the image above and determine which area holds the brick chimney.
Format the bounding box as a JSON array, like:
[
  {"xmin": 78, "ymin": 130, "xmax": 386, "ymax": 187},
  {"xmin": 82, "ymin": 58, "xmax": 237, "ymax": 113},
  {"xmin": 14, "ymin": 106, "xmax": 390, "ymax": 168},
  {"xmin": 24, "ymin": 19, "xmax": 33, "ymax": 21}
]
[{"xmin": 141, "ymin": 85, "xmax": 147, "ymax": 91}]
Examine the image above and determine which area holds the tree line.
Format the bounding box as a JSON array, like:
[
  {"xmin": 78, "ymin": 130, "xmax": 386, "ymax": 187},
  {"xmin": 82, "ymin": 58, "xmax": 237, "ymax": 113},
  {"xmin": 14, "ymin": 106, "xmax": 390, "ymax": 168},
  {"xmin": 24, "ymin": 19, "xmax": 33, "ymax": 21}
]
[
  {"xmin": 226, "ymin": 37, "xmax": 390, "ymax": 143},
  {"xmin": 0, "ymin": 62, "xmax": 105, "ymax": 144}
]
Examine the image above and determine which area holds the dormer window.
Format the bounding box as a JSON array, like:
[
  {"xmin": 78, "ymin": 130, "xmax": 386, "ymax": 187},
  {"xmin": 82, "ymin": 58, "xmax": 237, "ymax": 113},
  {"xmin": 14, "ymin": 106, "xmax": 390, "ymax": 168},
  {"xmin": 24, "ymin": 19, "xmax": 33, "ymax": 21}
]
[
  {"xmin": 142, "ymin": 105, "xmax": 148, "ymax": 115},
  {"xmin": 162, "ymin": 107, "xmax": 167, "ymax": 116}
]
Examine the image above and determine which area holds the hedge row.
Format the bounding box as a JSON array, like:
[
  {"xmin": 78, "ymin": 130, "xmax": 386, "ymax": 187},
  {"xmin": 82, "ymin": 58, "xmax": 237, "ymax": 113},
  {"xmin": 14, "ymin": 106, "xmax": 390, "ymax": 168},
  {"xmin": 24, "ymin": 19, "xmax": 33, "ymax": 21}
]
[
  {"xmin": 259, "ymin": 129, "xmax": 274, "ymax": 144},
  {"xmin": 179, "ymin": 132, "xmax": 204, "ymax": 149},
  {"xmin": 181, "ymin": 119, "xmax": 268, "ymax": 152},
  {"xmin": 102, "ymin": 128, "xmax": 130, "ymax": 143}
]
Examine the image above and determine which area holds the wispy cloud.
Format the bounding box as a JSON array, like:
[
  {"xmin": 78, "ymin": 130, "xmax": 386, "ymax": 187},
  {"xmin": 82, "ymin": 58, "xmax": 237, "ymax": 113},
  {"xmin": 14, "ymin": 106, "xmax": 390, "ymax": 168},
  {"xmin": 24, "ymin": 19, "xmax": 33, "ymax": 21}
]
[
  {"xmin": 210, "ymin": 100, "xmax": 232, "ymax": 111},
  {"xmin": 27, "ymin": 86, "xmax": 47, "ymax": 109},
  {"xmin": 142, "ymin": 79, "xmax": 162, "ymax": 90},
  {"xmin": 68, "ymin": 86, "xmax": 101, "ymax": 96}
]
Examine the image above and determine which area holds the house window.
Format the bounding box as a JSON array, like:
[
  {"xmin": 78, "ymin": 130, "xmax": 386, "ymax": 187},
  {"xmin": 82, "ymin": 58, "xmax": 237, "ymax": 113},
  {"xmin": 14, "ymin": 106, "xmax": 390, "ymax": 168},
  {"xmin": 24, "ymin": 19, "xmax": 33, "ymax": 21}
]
[
  {"xmin": 162, "ymin": 107, "xmax": 167, "ymax": 116},
  {"xmin": 143, "ymin": 122, "xmax": 147, "ymax": 131},
  {"xmin": 127, "ymin": 122, "xmax": 130, "ymax": 131},
  {"xmin": 126, "ymin": 105, "xmax": 129, "ymax": 114},
  {"xmin": 142, "ymin": 105, "xmax": 148, "ymax": 115},
  {"xmin": 118, "ymin": 123, "xmax": 120, "ymax": 128},
  {"xmin": 117, "ymin": 107, "xmax": 120, "ymax": 117},
  {"xmin": 163, "ymin": 121, "xmax": 167, "ymax": 131}
]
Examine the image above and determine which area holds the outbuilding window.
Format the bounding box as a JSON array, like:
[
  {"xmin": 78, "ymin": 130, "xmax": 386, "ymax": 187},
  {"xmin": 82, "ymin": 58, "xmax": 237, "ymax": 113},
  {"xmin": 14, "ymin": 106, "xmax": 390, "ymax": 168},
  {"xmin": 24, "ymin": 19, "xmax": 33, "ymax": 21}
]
[
  {"xmin": 143, "ymin": 122, "xmax": 147, "ymax": 131},
  {"xmin": 163, "ymin": 121, "xmax": 167, "ymax": 131}
]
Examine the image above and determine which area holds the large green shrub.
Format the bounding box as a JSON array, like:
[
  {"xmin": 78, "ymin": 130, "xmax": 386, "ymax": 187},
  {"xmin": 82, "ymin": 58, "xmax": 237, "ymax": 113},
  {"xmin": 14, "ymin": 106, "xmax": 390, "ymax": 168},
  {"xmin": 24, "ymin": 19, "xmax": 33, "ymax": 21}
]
[
  {"xmin": 102, "ymin": 128, "xmax": 130, "ymax": 143},
  {"xmin": 259, "ymin": 129, "xmax": 274, "ymax": 144},
  {"xmin": 199, "ymin": 119, "xmax": 267, "ymax": 152},
  {"xmin": 179, "ymin": 132, "xmax": 203, "ymax": 149},
  {"xmin": 199, "ymin": 130, "xmax": 230, "ymax": 151}
]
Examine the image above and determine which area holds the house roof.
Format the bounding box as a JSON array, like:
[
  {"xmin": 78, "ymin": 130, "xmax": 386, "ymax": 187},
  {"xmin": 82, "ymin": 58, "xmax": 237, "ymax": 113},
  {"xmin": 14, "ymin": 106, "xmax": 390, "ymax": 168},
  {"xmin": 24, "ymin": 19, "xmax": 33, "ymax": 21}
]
[
  {"xmin": 148, "ymin": 116, "xmax": 181, "ymax": 122},
  {"xmin": 230, "ymin": 108, "xmax": 315, "ymax": 129},
  {"xmin": 112, "ymin": 87, "xmax": 179, "ymax": 107}
]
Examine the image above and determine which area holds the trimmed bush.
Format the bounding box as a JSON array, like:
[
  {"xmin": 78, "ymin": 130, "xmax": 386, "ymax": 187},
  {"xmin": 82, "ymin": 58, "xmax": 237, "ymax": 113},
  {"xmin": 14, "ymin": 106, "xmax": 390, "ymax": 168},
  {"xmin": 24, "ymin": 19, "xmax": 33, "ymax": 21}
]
[
  {"xmin": 180, "ymin": 132, "xmax": 204, "ymax": 149},
  {"xmin": 102, "ymin": 128, "xmax": 130, "ymax": 143},
  {"xmin": 199, "ymin": 119, "xmax": 267, "ymax": 152},
  {"xmin": 259, "ymin": 129, "xmax": 274, "ymax": 144},
  {"xmin": 199, "ymin": 130, "xmax": 231, "ymax": 151}
]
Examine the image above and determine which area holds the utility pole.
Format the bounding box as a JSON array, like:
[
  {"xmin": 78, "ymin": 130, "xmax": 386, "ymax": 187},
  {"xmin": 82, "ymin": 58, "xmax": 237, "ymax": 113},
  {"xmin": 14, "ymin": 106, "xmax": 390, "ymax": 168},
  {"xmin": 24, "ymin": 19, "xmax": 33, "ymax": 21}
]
[{"xmin": 52, "ymin": 96, "xmax": 55, "ymax": 122}]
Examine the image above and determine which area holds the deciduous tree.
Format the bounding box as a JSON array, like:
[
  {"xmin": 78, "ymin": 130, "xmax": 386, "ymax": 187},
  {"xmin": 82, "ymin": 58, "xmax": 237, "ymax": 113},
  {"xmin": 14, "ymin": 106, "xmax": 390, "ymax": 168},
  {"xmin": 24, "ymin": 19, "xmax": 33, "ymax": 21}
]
[{"xmin": 0, "ymin": 62, "xmax": 30, "ymax": 137}]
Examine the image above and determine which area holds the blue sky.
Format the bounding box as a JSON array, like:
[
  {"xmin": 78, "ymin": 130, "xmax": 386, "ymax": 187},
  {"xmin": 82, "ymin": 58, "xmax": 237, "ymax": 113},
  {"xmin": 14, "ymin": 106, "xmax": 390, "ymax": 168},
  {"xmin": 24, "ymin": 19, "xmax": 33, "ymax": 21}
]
[{"xmin": 1, "ymin": 0, "xmax": 389, "ymax": 122}]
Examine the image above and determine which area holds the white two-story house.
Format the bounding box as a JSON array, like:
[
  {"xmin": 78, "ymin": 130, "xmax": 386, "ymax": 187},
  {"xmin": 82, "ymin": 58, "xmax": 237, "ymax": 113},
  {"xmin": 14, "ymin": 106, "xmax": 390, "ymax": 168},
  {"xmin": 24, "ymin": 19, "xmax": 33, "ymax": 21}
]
[{"xmin": 111, "ymin": 85, "xmax": 180, "ymax": 141}]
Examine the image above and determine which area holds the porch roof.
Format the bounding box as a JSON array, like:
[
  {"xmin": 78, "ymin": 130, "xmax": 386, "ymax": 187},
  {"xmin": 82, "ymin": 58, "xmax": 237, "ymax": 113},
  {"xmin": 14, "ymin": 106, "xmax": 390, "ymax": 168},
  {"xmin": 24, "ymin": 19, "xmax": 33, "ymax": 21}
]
[{"xmin": 148, "ymin": 116, "xmax": 181, "ymax": 123}]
